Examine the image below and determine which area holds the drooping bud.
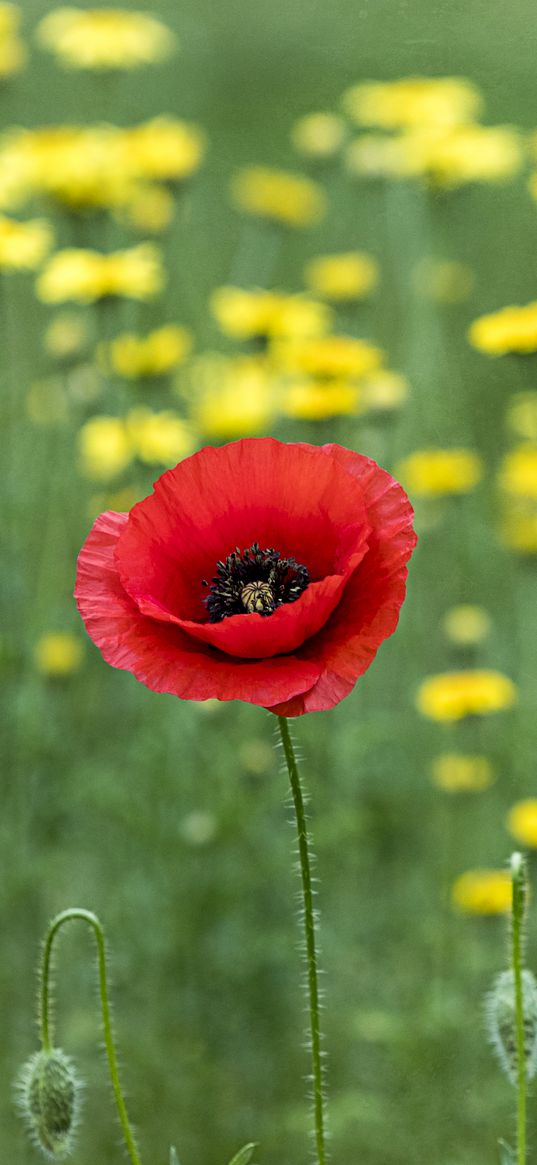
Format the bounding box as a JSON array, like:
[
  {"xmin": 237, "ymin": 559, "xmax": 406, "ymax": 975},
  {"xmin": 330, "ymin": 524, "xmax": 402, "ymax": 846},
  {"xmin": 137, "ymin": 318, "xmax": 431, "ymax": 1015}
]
[
  {"xmin": 486, "ymin": 969, "xmax": 537, "ymax": 1084},
  {"xmin": 16, "ymin": 1047, "xmax": 82, "ymax": 1158}
]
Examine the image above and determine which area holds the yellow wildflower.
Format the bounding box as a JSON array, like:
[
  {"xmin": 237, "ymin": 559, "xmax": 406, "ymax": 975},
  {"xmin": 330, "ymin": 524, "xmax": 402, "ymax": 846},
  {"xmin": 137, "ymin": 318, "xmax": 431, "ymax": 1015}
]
[
  {"xmin": 126, "ymin": 407, "xmax": 195, "ymax": 465},
  {"xmin": 273, "ymin": 334, "xmax": 382, "ymax": 380},
  {"xmin": 190, "ymin": 354, "xmax": 276, "ymax": 438},
  {"xmin": 342, "ymin": 77, "xmax": 482, "ymax": 131},
  {"xmin": 291, "ymin": 112, "xmax": 346, "ymax": 159},
  {"xmin": 469, "ymin": 302, "xmax": 537, "ymax": 356},
  {"xmin": 34, "ymin": 632, "xmax": 83, "ymax": 676},
  {"xmin": 507, "ymin": 393, "xmax": 537, "ymax": 442},
  {"xmin": 0, "ymin": 3, "xmax": 26, "ymax": 77},
  {"xmin": 122, "ymin": 118, "xmax": 206, "ymax": 184},
  {"xmin": 451, "ymin": 869, "xmax": 512, "ymax": 915},
  {"xmin": 417, "ymin": 670, "xmax": 517, "ymax": 722},
  {"xmin": 19, "ymin": 125, "xmax": 135, "ymax": 211},
  {"xmin": 281, "ymin": 378, "xmax": 360, "ymax": 420},
  {"xmin": 414, "ymin": 257, "xmax": 475, "ymax": 304},
  {"xmin": 231, "ymin": 166, "xmax": 326, "ymax": 228},
  {"xmin": 423, "ymin": 124, "xmax": 522, "ymax": 188},
  {"xmin": 507, "ymin": 800, "xmax": 537, "ymax": 848},
  {"xmin": 395, "ymin": 448, "xmax": 483, "ymax": 496},
  {"xmin": 304, "ymin": 251, "xmax": 379, "ymax": 301},
  {"xmin": 37, "ymin": 244, "xmax": 164, "ymax": 304},
  {"xmin": 120, "ymin": 184, "xmax": 175, "ymax": 234},
  {"xmin": 105, "ymin": 325, "xmax": 192, "ymax": 379},
  {"xmin": 36, "ymin": 8, "xmax": 176, "ymax": 71},
  {"xmin": 443, "ymin": 605, "xmax": 491, "ymax": 646},
  {"xmin": 360, "ymin": 370, "xmax": 408, "ymax": 412},
  {"xmin": 211, "ymin": 286, "xmax": 330, "ymax": 341},
  {"xmin": 500, "ymin": 508, "xmax": 537, "ymax": 554},
  {"xmin": 345, "ymin": 134, "xmax": 423, "ymax": 180},
  {"xmin": 78, "ymin": 415, "xmax": 133, "ymax": 480},
  {"xmin": 431, "ymin": 754, "xmax": 494, "ymax": 793},
  {"xmin": 499, "ymin": 446, "xmax": 537, "ymax": 499},
  {"xmin": 44, "ymin": 311, "xmax": 88, "ymax": 361},
  {"xmin": 0, "ymin": 213, "xmax": 52, "ymax": 270}
]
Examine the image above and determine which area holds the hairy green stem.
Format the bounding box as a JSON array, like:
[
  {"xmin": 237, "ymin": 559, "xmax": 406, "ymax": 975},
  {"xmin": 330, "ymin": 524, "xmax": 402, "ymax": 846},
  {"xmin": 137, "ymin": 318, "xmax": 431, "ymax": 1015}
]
[
  {"xmin": 40, "ymin": 908, "xmax": 143, "ymax": 1165},
  {"xmin": 278, "ymin": 716, "xmax": 326, "ymax": 1165},
  {"xmin": 511, "ymin": 855, "xmax": 527, "ymax": 1165}
]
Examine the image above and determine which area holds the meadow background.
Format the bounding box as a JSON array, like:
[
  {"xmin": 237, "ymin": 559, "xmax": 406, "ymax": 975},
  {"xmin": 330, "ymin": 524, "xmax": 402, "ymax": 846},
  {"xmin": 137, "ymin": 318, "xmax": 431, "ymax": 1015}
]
[{"xmin": 3, "ymin": 2, "xmax": 537, "ymax": 1164}]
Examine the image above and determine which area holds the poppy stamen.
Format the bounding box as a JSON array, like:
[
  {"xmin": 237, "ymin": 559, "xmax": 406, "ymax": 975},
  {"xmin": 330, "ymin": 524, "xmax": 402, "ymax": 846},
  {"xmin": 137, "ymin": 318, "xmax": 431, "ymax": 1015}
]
[{"xmin": 203, "ymin": 542, "xmax": 310, "ymax": 623}]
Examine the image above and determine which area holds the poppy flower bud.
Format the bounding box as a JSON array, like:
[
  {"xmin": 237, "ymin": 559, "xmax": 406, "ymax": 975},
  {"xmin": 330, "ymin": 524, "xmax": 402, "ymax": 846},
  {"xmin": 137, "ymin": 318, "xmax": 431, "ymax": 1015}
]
[
  {"xmin": 16, "ymin": 1047, "xmax": 82, "ymax": 1157},
  {"xmin": 486, "ymin": 969, "xmax": 537, "ymax": 1084}
]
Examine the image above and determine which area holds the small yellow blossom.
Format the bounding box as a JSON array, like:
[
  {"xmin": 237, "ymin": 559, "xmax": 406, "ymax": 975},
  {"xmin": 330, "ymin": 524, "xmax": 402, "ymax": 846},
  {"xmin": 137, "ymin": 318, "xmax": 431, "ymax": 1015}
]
[
  {"xmin": 273, "ymin": 334, "xmax": 382, "ymax": 380},
  {"xmin": 469, "ymin": 302, "xmax": 537, "ymax": 356},
  {"xmin": 345, "ymin": 134, "xmax": 422, "ymax": 180},
  {"xmin": 499, "ymin": 446, "xmax": 537, "ymax": 499},
  {"xmin": 395, "ymin": 448, "xmax": 483, "ymax": 496},
  {"xmin": 414, "ymin": 257, "xmax": 475, "ymax": 304},
  {"xmin": 37, "ymin": 244, "xmax": 164, "ymax": 304},
  {"xmin": 281, "ymin": 378, "xmax": 360, "ymax": 421},
  {"xmin": 126, "ymin": 407, "xmax": 195, "ymax": 465},
  {"xmin": 451, "ymin": 869, "xmax": 512, "ymax": 915},
  {"xmin": 500, "ymin": 508, "xmax": 537, "ymax": 554},
  {"xmin": 36, "ymin": 8, "xmax": 176, "ymax": 71},
  {"xmin": 423, "ymin": 124, "xmax": 522, "ymax": 188},
  {"xmin": 105, "ymin": 325, "xmax": 192, "ymax": 379},
  {"xmin": 18, "ymin": 125, "xmax": 135, "ymax": 211},
  {"xmin": 122, "ymin": 118, "xmax": 206, "ymax": 183},
  {"xmin": 304, "ymin": 251, "xmax": 379, "ymax": 301},
  {"xmin": 190, "ymin": 354, "xmax": 276, "ymax": 438},
  {"xmin": 0, "ymin": 213, "xmax": 52, "ymax": 270},
  {"xmin": 34, "ymin": 632, "xmax": 83, "ymax": 676},
  {"xmin": 417, "ymin": 670, "xmax": 517, "ymax": 722},
  {"xmin": 443, "ymin": 605, "xmax": 491, "ymax": 646},
  {"xmin": 360, "ymin": 370, "xmax": 408, "ymax": 413},
  {"xmin": 120, "ymin": 184, "xmax": 175, "ymax": 233},
  {"xmin": 0, "ymin": 3, "xmax": 26, "ymax": 77},
  {"xmin": 231, "ymin": 166, "xmax": 326, "ymax": 228},
  {"xmin": 78, "ymin": 415, "xmax": 133, "ymax": 480},
  {"xmin": 431, "ymin": 754, "xmax": 494, "ymax": 793},
  {"xmin": 291, "ymin": 112, "xmax": 346, "ymax": 159},
  {"xmin": 211, "ymin": 286, "xmax": 331, "ymax": 341},
  {"xmin": 507, "ymin": 393, "xmax": 537, "ymax": 442},
  {"xmin": 507, "ymin": 800, "xmax": 537, "ymax": 848},
  {"xmin": 342, "ymin": 77, "xmax": 482, "ymax": 131},
  {"xmin": 44, "ymin": 311, "xmax": 89, "ymax": 362}
]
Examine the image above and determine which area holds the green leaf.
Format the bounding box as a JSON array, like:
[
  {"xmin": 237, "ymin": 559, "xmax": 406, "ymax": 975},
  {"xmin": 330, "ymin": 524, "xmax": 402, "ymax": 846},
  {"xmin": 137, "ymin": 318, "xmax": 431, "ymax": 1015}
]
[
  {"xmin": 227, "ymin": 1142, "xmax": 258, "ymax": 1165},
  {"xmin": 498, "ymin": 1139, "xmax": 515, "ymax": 1165}
]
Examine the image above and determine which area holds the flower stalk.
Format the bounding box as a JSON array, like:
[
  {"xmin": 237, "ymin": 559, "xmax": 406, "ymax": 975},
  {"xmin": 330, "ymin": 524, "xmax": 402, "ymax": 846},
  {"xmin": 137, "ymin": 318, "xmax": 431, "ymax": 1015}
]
[
  {"xmin": 278, "ymin": 715, "xmax": 327, "ymax": 1165},
  {"xmin": 511, "ymin": 854, "xmax": 527, "ymax": 1165}
]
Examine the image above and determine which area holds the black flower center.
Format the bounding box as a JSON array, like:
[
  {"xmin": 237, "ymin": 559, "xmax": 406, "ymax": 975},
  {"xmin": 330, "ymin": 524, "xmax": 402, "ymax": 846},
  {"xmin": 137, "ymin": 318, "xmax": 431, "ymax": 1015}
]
[{"xmin": 203, "ymin": 543, "xmax": 310, "ymax": 623}]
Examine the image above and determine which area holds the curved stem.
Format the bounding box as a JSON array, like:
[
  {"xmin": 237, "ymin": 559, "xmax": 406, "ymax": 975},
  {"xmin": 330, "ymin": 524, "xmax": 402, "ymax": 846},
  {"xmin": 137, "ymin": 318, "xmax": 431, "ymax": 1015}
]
[
  {"xmin": 278, "ymin": 716, "xmax": 326, "ymax": 1165},
  {"xmin": 511, "ymin": 858, "xmax": 527, "ymax": 1165},
  {"xmin": 40, "ymin": 908, "xmax": 143, "ymax": 1165}
]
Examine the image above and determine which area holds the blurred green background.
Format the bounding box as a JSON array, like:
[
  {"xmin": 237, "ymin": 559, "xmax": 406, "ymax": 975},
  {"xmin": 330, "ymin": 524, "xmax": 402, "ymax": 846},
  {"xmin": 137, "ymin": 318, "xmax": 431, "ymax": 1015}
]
[{"xmin": 3, "ymin": 3, "xmax": 537, "ymax": 1165}]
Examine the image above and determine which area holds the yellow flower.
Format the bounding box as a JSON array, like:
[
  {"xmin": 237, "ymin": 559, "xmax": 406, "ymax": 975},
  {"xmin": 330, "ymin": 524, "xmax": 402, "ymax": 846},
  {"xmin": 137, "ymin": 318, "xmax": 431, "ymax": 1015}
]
[
  {"xmin": 431, "ymin": 754, "xmax": 494, "ymax": 793},
  {"xmin": 44, "ymin": 311, "xmax": 88, "ymax": 361},
  {"xmin": 469, "ymin": 302, "xmax": 537, "ymax": 356},
  {"xmin": 78, "ymin": 415, "xmax": 133, "ymax": 480},
  {"xmin": 499, "ymin": 446, "xmax": 537, "ymax": 499},
  {"xmin": 291, "ymin": 112, "xmax": 346, "ymax": 159},
  {"xmin": 395, "ymin": 448, "xmax": 483, "ymax": 496},
  {"xmin": 273, "ymin": 334, "xmax": 382, "ymax": 379},
  {"xmin": 507, "ymin": 800, "xmax": 537, "ymax": 848},
  {"xmin": 231, "ymin": 166, "xmax": 326, "ymax": 228},
  {"xmin": 122, "ymin": 118, "xmax": 206, "ymax": 183},
  {"xmin": 211, "ymin": 286, "xmax": 331, "ymax": 341},
  {"xmin": 120, "ymin": 183, "xmax": 175, "ymax": 233},
  {"xmin": 414, "ymin": 257, "xmax": 475, "ymax": 304},
  {"xmin": 304, "ymin": 251, "xmax": 379, "ymax": 301},
  {"xmin": 507, "ymin": 393, "xmax": 537, "ymax": 442},
  {"xmin": 500, "ymin": 508, "xmax": 537, "ymax": 554},
  {"xmin": 342, "ymin": 76, "xmax": 482, "ymax": 131},
  {"xmin": 36, "ymin": 244, "xmax": 164, "ymax": 303},
  {"xmin": 19, "ymin": 125, "xmax": 135, "ymax": 211},
  {"xmin": 126, "ymin": 408, "xmax": 195, "ymax": 465},
  {"xmin": 34, "ymin": 632, "xmax": 83, "ymax": 676},
  {"xmin": 451, "ymin": 869, "xmax": 512, "ymax": 915},
  {"xmin": 416, "ymin": 670, "xmax": 517, "ymax": 721},
  {"xmin": 345, "ymin": 134, "xmax": 423, "ymax": 180},
  {"xmin": 189, "ymin": 354, "xmax": 276, "ymax": 438},
  {"xmin": 0, "ymin": 2, "xmax": 26, "ymax": 77},
  {"xmin": 422, "ymin": 124, "xmax": 522, "ymax": 188},
  {"xmin": 360, "ymin": 370, "xmax": 408, "ymax": 413},
  {"xmin": 443, "ymin": 605, "xmax": 491, "ymax": 646},
  {"xmin": 0, "ymin": 213, "xmax": 52, "ymax": 270},
  {"xmin": 36, "ymin": 7, "xmax": 176, "ymax": 71},
  {"xmin": 281, "ymin": 378, "xmax": 360, "ymax": 420},
  {"xmin": 105, "ymin": 325, "xmax": 192, "ymax": 378}
]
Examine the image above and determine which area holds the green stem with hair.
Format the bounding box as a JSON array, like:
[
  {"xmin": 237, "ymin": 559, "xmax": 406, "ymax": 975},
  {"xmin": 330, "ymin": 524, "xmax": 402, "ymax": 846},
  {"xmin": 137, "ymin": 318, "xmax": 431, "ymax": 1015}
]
[
  {"xmin": 40, "ymin": 907, "xmax": 143, "ymax": 1165},
  {"xmin": 511, "ymin": 854, "xmax": 527, "ymax": 1165},
  {"xmin": 277, "ymin": 716, "xmax": 326, "ymax": 1165}
]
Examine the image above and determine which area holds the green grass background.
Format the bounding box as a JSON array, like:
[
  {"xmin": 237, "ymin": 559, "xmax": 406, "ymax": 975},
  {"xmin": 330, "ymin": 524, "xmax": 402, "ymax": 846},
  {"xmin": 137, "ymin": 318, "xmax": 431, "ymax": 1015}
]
[{"xmin": 3, "ymin": 2, "xmax": 537, "ymax": 1164}]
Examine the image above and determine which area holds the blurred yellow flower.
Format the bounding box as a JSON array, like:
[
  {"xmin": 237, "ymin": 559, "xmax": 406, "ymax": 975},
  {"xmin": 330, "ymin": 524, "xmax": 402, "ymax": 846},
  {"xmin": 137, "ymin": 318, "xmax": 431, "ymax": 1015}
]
[
  {"xmin": 414, "ymin": 257, "xmax": 475, "ymax": 304},
  {"xmin": 345, "ymin": 133, "xmax": 421, "ymax": 180},
  {"xmin": 469, "ymin": 302, "xmax": 537, "ymax": 356},
  {"xmin": 304, "ymin": 251, "xmax": 379, "ymax": 301},
  {"xmin": 291, "ymin": 112, "xmax": 346, "ymax": 159},
  {"xmin": 360, "ymin": 370, "xmax": 408, "ymax": 413},
  {"xmin": 44, "ymin": 311, "xmax": 89, "ymax": 362},
  {"xmin": 0, "ymin": 2, "xmax": 26, "ymax": 77},
  {"xmin": 87, "ymin": 485, "xmax": 142, "ymax": 522},
  {"xmin": 190, "ymin": 354, "xmax": 276, "ymax": 438},
  {"xmin": 211, "ymin": 286, "xmax": 331, "ymax": 341},
  {"xmin": 423, "ymin": 124, "xmax": 522, "ymax": 188},
  {"xmin": 126, "ymin": 407, "xmax": 195, "ymax": 465},
  {"xmin": 37, "ymin": 244, "xmax": 164, "ymax": 303},
  {"xmin": 281, "ymin": 378, "xmax": 360, "ymax": 420},
  {"xmin": 120, "ymin": 184, "xmax": 175, "ymax": 234},
  {"xmin": 123, "ymin": 118, "xmax": 206, "ymax": 184},
  {"xmin": 507, "ymin": 800, "xmax": 537, "ymax": 848},
  {"xmin": 431, "ymin": 754, "xmax": 494, "ymax": 793},
  {"xmin": 507, "ymin": 393, "xmax": 537, "ymax": 442},
  {"xmin": 417, "ymin": 670, "xmax": 517, "ymax": 721},
  {"xmin": 231, "ymin": 166, "xmax": 326, "ymax": 228},
  {"xmin": 105, "ymin": 325, "xmax": 192, "ymax": 379},
  {"xmin": 36, "ymin": 7, "xmax": 176, "ymax": 70},
  {"xmin": 451, "ymin": 869, "xmax": 512, "ymax": 915},
  {"xmin": 500, "ymin": 507, "xmax": 537, "ymax": 554},
  {"xmin": 34, "ymin": 631, "xmax": 83, "ymax": 676},
  {"xmin": 342, "ymin": 76, "xmax": 482, "ymax": 131},
  {"xmin": 78, "ymin": 415, "xmax": 133, "ymax": 480},
  {"xmin": 443, "ymin": 605, "xmax": 491, "ymax": 646},
  {"xmin": 0, "ymin": 213, "xmax": 52, "ymax": 270},
  {"xmin": 395, "ymin": 448, "xmax": 483, "ymax": 496},
  {"xmin": 273, "ymin": 333, "xmax": 382, "ymax": 379},
  {"xmin": 499, "ymin": 446, "xmax": 537, "ymax": 498},
  {"xmin": 18, "ymin": 125, "xmax": 135, "ymax": 211}
]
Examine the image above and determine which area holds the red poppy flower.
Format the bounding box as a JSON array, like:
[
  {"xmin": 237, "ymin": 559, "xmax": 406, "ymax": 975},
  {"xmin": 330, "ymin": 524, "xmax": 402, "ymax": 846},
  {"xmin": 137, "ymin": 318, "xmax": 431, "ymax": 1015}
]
[{"xmin": 75, "ymin": 438, "xmax": 416, "ymax": 716}]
